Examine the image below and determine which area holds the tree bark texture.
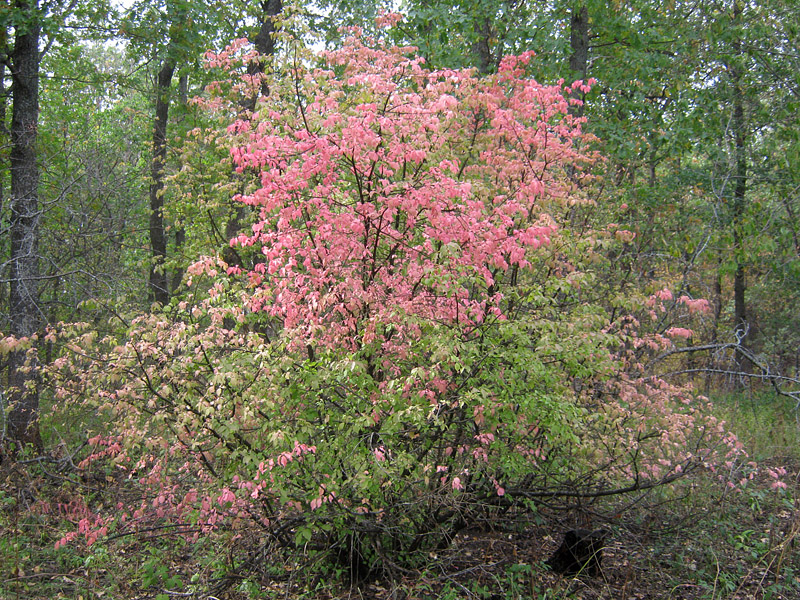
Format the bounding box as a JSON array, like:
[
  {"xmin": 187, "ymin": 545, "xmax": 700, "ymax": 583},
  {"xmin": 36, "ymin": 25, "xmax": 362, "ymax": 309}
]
[
  {"xmin": 568, "ymin": 4, "xmax": 589, "ymax": 120},
  {"xmin": 7, "ymin": 0, "xmax": 42, "ymax": 450},
  {"xmin": 242, "ymin": 0, "xmax": 282, "ymax": 111},
  {"xmin": 224, "ymin": 0, "xmax": 282, "ymax": 268},
  {"xmin": 1, "ymin": 33, "xmax": 6, "ymax": 213},
  {"xmin": 569, "ymin": 4, "xmax": 589, "ymax": 79},
  {"xmin": 471, "ymin": 16, "xmax": 494, "ymax": 75}
]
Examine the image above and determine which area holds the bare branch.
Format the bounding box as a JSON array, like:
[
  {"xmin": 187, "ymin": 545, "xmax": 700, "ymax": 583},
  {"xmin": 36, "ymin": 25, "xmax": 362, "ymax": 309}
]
[{"xmin": 648, "ymin": 329, "xmax": 800, "ymax": 413}]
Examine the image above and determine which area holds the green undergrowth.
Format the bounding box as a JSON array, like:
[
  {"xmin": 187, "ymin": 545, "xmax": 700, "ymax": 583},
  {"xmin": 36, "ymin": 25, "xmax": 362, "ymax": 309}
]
[
  {"xmin": 605, "ymin": 389, "xmax": 800, "ymax": 600},
  {"xmin": 709, "ymin": 390, "xmax": 800, "ymax": 461},
  {"xmin": 1, "ymin": 389, "xmax": 799, "ymax": 599}
]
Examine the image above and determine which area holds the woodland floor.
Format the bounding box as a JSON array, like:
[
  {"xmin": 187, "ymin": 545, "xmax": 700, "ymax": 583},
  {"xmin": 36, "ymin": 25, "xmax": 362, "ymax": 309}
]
[
  {"xmin": 273, "ymin": 459, "xmax": 800, "ymax": 600},
  {"xmin": 2, "ymin": 458, "xmax": 798, "ymax": 600},
  {"xmin": 2, "ymin": 396, "xmax": 800, "ymax": 600}
]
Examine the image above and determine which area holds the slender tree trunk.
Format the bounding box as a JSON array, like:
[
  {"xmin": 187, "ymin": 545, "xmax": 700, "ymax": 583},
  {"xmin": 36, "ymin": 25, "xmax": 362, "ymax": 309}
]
[
  {"xmin": 705, "ymin": 254, "xmax": 724, "ymax": 393},
  {"xmin": 148, "ymin": 58, "xmax": 176, "ymax": 306},
  {"xmin": 569, "ymin": 5, "xmax": 589, "ymax": 81},
  {"xmin": 224, "ymin": 0, "xmax": 282, "ymax": 268},
  {"xmin": 731, "ymin": 92, "xmax": 747, "ymax": 341},
  {"xmin": 471, "ymin": 17, "xmax": 494, "ymax": 74},
  {"xmin": 1, "ymin": 31, "xmax": 6, "ymax": 210},
  {"xmin": 730, "ymin": 1, "xmax": 748, "ymax": 354},
  {"xmin": 566, "ymin": 4, "xmax": 588, "ymax": 189},
  {"xmin": 7, "ymin": 0, "xmax": 42, "ymax": 450},
  {"xmin": 1, "ymin": 38, "xmax": 7, "ymax": 317},
  {"xmin": 243, "ymin": 0, "xmax": 282, "ymax": 110}
]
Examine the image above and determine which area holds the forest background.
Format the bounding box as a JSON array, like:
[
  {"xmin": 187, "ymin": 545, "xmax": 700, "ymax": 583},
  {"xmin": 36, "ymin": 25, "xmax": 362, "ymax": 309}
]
[{"xmin": 1, "ymin": 0, "xmax": 799, "ymax": 598}]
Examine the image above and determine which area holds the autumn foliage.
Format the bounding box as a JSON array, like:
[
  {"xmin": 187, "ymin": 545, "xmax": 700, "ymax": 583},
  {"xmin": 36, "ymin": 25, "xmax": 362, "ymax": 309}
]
[{"xmin": 45, "ymin": 25, "xmax": 750, "ymax": 579}]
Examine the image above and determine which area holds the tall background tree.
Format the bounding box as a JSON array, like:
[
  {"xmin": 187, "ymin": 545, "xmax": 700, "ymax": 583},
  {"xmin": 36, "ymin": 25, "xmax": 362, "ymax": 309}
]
[
  {"xmin": 1, "ymin": 0, "xmax": 123, "ymax": 451},
  {"xmin": 120, "ymin": 0, "xmax": 284, "ymax": 305},
  {"xmin": 4, "ymin": 0, "xmax": 43, "ymax": 449}
]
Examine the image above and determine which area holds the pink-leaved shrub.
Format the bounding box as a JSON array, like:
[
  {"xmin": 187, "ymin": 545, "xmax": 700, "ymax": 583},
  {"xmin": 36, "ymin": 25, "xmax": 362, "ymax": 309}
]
[{"xmin": 47, "ymin": 21, "xmax": 752, "ymax": 580}]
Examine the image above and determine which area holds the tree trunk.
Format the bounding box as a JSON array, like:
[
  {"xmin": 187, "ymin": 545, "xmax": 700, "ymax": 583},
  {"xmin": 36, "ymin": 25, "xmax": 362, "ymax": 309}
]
[
  {"xmin": 148, "ymin": 58, "xmax": 176, "ymax": 306},
  {"xmin": 471, "ymin": 16, "xmax": 494, "ymax": 75},
  {"xmin": 731, "ymin": 88, "xmax": 747, "ymax": 341},
  {"xmin": 1, "ymin": 31, "xmax": 6, "ymax": 212},
  {"xmin": 1, "ymin": 35, "xmax": 7, "ymax": 318},
  {"xmin": 7, "ymin": 0, "xmax": 42, "ymax": 451},
  {"xmin": 568, "ymin": 4, "xmax": 589, "ymax": 117},
  {"xmin": 730, "ymin": 0, "xmax": 749, "ymax": 362},
  {"xmin": 566, "ymin": 3, "xmax": 589, "ymax": 189},
  {"xmin": 243, "ymin": 0, "xmax": 282, "ymax": 110},
  {"xmin": 569, "ymin": 5, "xmax": 589, "ymax": 80},
  {"xmin": 224, "ymin": 0, "xmax": 282, "ymax": 268},
  {"xmin": 705, "ymin": 255, "xmax": 724, "ymax": 393}
]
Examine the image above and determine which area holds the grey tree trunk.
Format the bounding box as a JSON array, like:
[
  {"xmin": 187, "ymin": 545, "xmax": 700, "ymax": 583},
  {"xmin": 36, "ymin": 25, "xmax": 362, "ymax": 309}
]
[
  {"xmin": 7, "ymin": 0, "xmax": 42, "ymax": 451},
  {"xmin": 170, "ymin": 73, "xmax": 189, "ymax": 293},
  {"xmin": 1, "ymin": 34, "xmax": 6, "ymax": 213},
  {"xmin": 565, "ymin": 3, "xmax": 589, "ymax": 190}
]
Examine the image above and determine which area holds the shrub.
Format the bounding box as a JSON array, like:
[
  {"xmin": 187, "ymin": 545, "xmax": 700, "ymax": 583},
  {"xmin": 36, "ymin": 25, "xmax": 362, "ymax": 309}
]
[{"xmin": 47, "ymin": 21, "xmax": 748, "ymax": 583}]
